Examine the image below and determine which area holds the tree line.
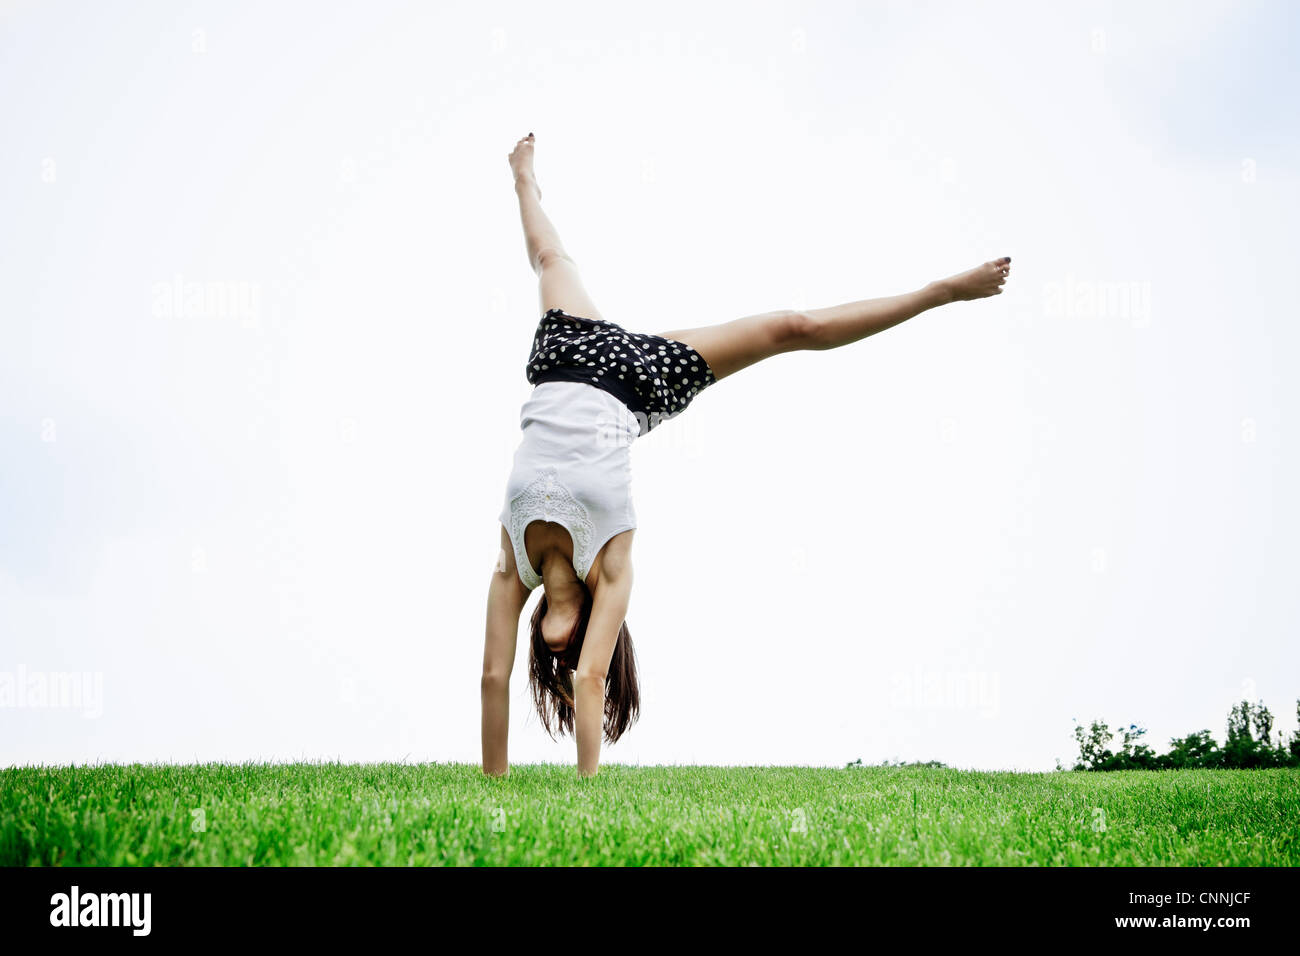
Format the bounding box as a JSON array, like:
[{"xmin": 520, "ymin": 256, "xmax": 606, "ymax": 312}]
[{"xmin": 1069, "ymin": 698, "xmax": 1300, "ymax": 770}]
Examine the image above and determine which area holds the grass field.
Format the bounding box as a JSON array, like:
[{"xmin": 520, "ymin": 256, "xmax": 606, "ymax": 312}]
[{"xmin": 1, "ymin": 763, "xmax": 1296, "ymax": 866}]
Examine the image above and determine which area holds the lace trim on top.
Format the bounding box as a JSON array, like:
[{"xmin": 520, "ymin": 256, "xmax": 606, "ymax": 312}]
[{"xmin": 508, "ymin": 466, "xmax": 596, "ymax": 589}]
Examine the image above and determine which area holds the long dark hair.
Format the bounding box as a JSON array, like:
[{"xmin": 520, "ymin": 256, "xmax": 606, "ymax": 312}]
[{"xmin": 528, "ymin": 587, "xmax": 640, "ymax": 742}]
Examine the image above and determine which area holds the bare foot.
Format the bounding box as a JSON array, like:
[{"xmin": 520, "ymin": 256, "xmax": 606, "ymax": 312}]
[
  {"xmin": 508, "ymin": 132, "xmax": 540, "ymax": 200},
  {"xmin": 932, "ymin": 256, "xmax": 1012, "ymax": 303}
]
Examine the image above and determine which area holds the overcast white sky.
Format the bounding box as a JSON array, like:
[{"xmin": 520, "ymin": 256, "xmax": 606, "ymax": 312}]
[{"xmin": 2, "ymin": 0, "xmax": 1297, "ymax": 771}]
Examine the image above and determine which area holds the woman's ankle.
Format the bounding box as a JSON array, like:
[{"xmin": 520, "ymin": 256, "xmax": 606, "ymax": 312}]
[{"xmin": 514, "ymin": 173, "xmax": 541, "ymax": 200}]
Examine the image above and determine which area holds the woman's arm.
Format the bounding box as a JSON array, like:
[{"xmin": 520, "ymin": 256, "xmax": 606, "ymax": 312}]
[
  {"xmin": 481, "ymin": 525, "xmax": 530, "ymax": 776},
  {"xmin": 574, "ymin": 536, "xmax": 634, "ymax": 777}
]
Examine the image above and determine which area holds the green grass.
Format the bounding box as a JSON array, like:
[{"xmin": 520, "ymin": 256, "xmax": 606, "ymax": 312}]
[{"xmin": 1, "ymin": 763, "xmax": 1296, "ymax": 866}]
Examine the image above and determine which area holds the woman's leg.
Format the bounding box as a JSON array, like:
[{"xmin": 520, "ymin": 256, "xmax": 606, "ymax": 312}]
[
  {"xmin": 508, "ymin": 133, "xmax": 605, "ymax": 321},
  {"xmin": 660, "ymin": 257, "xmax": 1012, "ymax": 381}
]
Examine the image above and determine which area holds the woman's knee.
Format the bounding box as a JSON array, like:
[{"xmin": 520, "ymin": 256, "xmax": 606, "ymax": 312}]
[
  {"xmin": 770, "ymin": 309, "xmax": 820, "ymax": 350},
  {"xmin": 534, "ymin": 246, "xmax": 575, "ymax": 273}
]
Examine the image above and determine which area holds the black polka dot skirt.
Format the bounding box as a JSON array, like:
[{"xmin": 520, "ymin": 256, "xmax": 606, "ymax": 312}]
[{"xmin": 525, "ymin": 308, "xmax": 716, "ymax": 434}]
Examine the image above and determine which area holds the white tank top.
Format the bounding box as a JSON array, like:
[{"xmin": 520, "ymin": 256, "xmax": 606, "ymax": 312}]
[{"xmin": 499, "ymin": 382, "xmax": 640, "ymax": 590}]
